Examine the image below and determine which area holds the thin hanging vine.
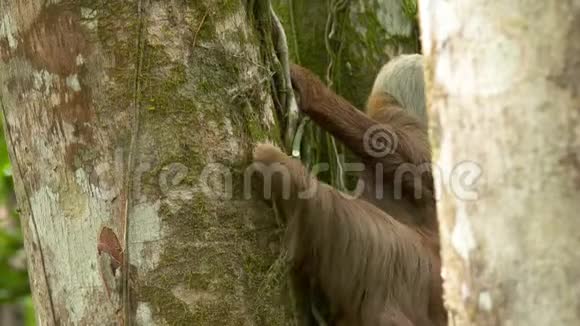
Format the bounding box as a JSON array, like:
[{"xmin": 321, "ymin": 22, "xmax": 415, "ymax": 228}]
[{"xmin": 322, "ymin": 0, "xmax": 351, "ymax": 191}]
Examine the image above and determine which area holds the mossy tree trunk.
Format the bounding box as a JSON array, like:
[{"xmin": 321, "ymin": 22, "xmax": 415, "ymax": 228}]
[
  {"xmin": 421, "ymin": 0, "xmax": 580, "ymax": 324},
  {"xmin": 0, "ymin": 1, "xmax": 289, "ymax": 324}
]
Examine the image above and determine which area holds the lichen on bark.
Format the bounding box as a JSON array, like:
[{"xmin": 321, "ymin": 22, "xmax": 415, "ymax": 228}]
[{"xmin": 1, "ymin": 0, "xmax": 290, "ymax": 324}]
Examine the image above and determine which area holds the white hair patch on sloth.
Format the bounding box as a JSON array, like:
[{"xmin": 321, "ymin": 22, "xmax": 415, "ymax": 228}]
[{"xmin": 371, "ymin": 54, "xmax": 427, "ymax": 121}]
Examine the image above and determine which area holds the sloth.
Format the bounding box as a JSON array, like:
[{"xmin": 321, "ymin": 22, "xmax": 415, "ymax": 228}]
[{"xmin": 252, "ymin": 55, "xmax": 445, "ymax": 325}]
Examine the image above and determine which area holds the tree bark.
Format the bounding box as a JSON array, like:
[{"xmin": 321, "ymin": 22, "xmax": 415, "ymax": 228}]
[
  {"xmin": 420, "ymin": 1, "xmax": 580, "ymax": 324},
  {"xmin": 0, "ymin": 1, "xmax": 288, "ymax": 324}
]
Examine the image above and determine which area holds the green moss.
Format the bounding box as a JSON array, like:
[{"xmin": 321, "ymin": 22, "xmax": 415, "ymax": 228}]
[
  {"xmin": 401, "ymin": 0, "xmax": 419, "ymax": 21},
  {"xmin": 136, "ymin": 38, "xmax": 195, "ymax": 115},
  {"xmin": 244, "ymin": 102, "xmax": 273, "ymax": 143},
  {"xmin": 137, "ymin": 193, "xmax": 285, "ymax": 324},
  {"xmin": 138, "ymin": 285, "xmax": 196, "ymax": 324},
  {"xmin": 75, "ymin": 0, "xmax": 291, "ymax": 324}
]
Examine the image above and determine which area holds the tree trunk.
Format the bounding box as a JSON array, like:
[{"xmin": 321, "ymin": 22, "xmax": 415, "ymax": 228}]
[
  {"xmin": 420, "ymin": 1, "xmax": 580, "ymax": 324},
  {"xmin": 0, "ymin": 1, "xmax": 289, "ymax": 324}
]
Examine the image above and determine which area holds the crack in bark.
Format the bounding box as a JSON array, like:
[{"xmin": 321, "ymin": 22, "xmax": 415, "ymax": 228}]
[{"xmin": 122, "ymin": 0, "xmax": 145, "ymax": 324}]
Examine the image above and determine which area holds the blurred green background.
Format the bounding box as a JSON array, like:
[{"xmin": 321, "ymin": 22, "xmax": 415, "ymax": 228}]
[{"xmin": 0, "ymin": 123, "xmax": 35, "ymax": 326}]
